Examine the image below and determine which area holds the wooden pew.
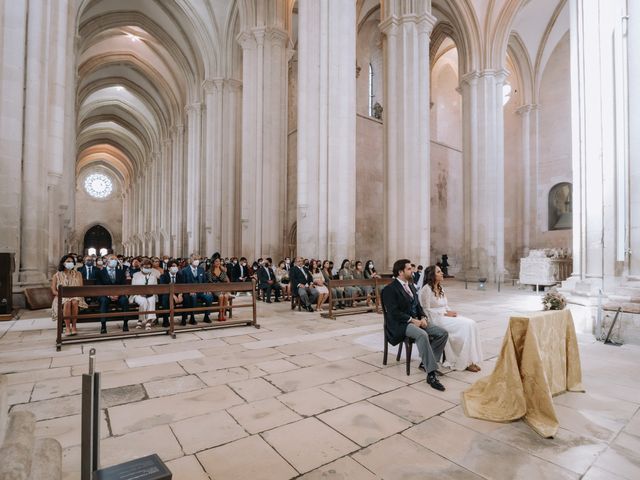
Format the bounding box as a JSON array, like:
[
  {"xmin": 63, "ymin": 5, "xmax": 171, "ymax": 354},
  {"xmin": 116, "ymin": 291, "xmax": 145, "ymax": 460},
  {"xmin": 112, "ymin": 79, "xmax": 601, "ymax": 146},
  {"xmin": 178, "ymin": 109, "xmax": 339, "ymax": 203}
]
[
  {"xmin": 321, "ymin": 277, "xmax": 392, "ymax": 319},
  {"xmin": 55, "ymin": 280, "xmax": 258, "ymax": 350}
]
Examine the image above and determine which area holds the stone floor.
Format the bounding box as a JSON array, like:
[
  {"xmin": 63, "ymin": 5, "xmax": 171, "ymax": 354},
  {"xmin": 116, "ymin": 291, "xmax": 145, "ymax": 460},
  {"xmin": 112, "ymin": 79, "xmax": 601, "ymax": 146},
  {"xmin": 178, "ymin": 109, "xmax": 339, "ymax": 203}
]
[{"xmin": 1, "ymin": 281, "xmax": 639, "ymax": 479}]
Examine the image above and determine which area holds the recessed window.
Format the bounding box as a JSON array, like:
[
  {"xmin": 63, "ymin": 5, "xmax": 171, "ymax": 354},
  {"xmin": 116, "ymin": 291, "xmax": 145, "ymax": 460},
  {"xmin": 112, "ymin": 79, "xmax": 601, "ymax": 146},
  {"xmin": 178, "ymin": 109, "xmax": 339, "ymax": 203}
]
[
  {"xmin": 502, "ymin": 84, "xmax": 512, "ymax": 106},
  {"xmin": 368, "ymin": 63, "xmax": 375, "ymax": 116},
  {"xmin": 84, "ymin": 173, "xmax": 113, "ymax": 199}
]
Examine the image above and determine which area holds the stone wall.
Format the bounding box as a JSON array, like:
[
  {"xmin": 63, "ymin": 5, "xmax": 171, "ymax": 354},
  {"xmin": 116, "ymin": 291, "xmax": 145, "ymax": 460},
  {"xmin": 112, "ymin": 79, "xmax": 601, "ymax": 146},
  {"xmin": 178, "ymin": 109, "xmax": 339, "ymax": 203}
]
[
  {"xmin": 74, "ymin": 185, "xmax": 123, "ymax": 254},
  {"xmin": 533, "ymin": 32, "xmax": 572, "ymax": 251}
]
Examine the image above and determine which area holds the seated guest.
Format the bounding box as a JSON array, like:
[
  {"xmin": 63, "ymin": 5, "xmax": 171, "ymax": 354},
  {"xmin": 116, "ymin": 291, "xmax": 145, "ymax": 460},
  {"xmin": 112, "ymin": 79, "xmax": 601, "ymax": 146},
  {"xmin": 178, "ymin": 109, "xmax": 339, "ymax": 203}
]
[
  {"xmin": 78, "ymin": 255, "xmax": 97, "ymax": 282},
  {"xmin": 130, "ymin": 259, "xmax": 158, "ymax": 331},
  {"xmin": 95, "ymin": 257, "xmax": 105, "ymax": 271},
  {"xmin": 338, "ymin": 259, "xmax": 359, "ymax": 306},
  {"xmin": 129, "ymin": 257, "xmax": 141, "ymax": 276},
  {"xmin": 51, "ymin": 255, "xmax": 87, "ymax": 335},
  {"xmin": 275, "ymin": 260, "xmax": 290, "ymax": 300},
  {"xmin": 182, "ymin": 254, "xmax": 213, "ymax": 324},
  {"xmin": 322, "ymin": 260, "xmax": 344, "ymax": 309},
  {"xmin": 353, "ymin": 260, "xmax": 373, "ymax": 305},
  {"xmin": 205, "ymin": 257, "xmax": 231, "ymax": 321},
  {"xmin": 364, "ymin": 260, "xmax": 380, "ymax": 279},
  {"xmin": 290, "ymin": 256, "xmax": 318, "ymax": 312},
  {"xmin": 310, "ymin": 260, "xmax": 329, "ymax": 311},
  {"xmin": 382, "ymin": 259, "xmax": 448, "ymax": 391},
  {"xmin": 161, "ymin": 255, "xmax": 170, "ymax": 271},
  {"xmin": 419, "ymin": 265, "xmax": 483, "ymax": 372},
  {"xmin": 257, "ymin": 258, "xmax": 282, "ymax": 303},
  {"xmin": 231, "ymin": 257, "xmax": 250, "ymax": 283},
  {"xmin": 151, "ymin": 257, "xmax": 163, "ymax": 279},
  {"xmin": 159, "ymin": 260, "xmax": 186, "ymax": 327},
  {"xmin": 96, "ymin": 254, "xmax": 130, "ymax": 334}
]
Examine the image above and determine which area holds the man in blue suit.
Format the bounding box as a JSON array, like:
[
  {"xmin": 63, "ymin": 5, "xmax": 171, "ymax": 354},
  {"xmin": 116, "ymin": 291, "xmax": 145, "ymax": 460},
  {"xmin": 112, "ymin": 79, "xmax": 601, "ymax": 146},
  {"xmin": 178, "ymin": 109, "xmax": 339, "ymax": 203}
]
[
  {"xmin": 96, "ymin": 254, "xmax": 130, "ymax": 334},
  {"xmin": 181, "ymin": 254, "xmax": 213, "ymax": 324}
]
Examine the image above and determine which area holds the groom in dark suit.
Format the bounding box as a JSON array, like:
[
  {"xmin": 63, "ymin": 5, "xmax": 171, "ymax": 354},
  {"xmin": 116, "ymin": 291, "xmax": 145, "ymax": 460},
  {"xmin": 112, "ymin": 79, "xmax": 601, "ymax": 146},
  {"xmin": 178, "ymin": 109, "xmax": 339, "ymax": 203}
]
[{"xmin": 382, "ymin": 258, "xmax": 448, "ymax": 391}]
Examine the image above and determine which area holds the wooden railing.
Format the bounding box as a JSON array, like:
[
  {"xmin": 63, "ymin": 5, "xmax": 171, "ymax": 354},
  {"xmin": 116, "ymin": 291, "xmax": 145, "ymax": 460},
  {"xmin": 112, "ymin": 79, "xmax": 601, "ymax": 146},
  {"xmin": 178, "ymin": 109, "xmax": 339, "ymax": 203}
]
[
  {"xmin": 56, "ymin": 280, "xmax": 258, "ymax": 350},
  {"xmin": 321, "ymin": 277, "xmax": 393, "ymax": 319}
]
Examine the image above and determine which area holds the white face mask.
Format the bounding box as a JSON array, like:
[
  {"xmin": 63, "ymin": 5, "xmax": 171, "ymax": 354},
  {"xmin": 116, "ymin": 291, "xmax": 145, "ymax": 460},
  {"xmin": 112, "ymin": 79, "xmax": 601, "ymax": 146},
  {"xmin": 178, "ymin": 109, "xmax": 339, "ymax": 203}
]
[
  {"xmin": 96, "ymin": 260, "xmax": 103, "ymax": 266},
  {"xmin": 108, "ymin": 259, "xmax": 118, "ymax": 268},
  {"xmin": 169, "ymin": 266, "xmax": 178, "ymax": 274},
  {"xmin": 64, "ymin": 262, "xmax": 75, "ymax": 270},
  {"xmin": 123, "ymin": 261, "xmax": 130, "ymax": 267},
  {"xmin": 142, "ymin": 267, "xmax": 152, "ymax": 274},
  {"xmin": 192, "ymin": 259, "xmax": 200, "ymax": 267}
]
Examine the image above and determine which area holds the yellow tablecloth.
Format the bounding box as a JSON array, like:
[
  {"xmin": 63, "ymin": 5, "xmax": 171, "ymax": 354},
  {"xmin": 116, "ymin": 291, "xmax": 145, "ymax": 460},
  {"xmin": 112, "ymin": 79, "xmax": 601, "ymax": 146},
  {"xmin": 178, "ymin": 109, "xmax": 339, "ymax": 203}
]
[{"xmin": 462, "ymin": 309, "xmax": 584, "ymax": 437}]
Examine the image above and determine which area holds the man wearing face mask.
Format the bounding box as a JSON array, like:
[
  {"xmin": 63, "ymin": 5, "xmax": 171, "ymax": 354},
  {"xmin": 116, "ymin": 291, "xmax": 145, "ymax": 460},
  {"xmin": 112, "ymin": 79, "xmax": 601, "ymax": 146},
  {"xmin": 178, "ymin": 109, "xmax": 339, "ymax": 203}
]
[
  {"xmin": 160, "ymin": 260, "xmax": 186, "ymax": 327},
  {"xmin": 258, "ymin": 258, "xmax": 282, "ymax": 303},
  {"xmin": 231, "ymin": 257, "xmax": 249, "ymax": 284},
  {"xmin": 96, "ymin": 254, "xmax": 130, "ymax": 334},
  {"xmin": 290, "ymin": 256, "xmax": 319, "ymax": 312},
  {"xmin": 130, "ymin": 258, "xmax": 158, "ymax": 331},
  {"xmin": 181, "ymin": 254, "xmax": 214, "ymax": 324},
  {"xmin": 78, "ymin": 255, "xmax": 97, "ymax": 282}
]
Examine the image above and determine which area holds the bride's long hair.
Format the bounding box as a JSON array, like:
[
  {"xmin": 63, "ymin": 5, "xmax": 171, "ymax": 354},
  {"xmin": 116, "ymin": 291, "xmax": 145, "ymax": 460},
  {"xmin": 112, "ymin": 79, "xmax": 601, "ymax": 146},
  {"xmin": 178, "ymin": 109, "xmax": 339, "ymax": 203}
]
[{"xmin": 425, "ymin": 265, "xmax": 444, "ymax": 298}]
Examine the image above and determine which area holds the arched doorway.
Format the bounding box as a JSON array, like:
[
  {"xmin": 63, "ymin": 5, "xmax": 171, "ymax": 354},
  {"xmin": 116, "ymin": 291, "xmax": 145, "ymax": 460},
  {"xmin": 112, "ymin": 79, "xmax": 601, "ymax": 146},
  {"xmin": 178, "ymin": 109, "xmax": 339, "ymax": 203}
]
[{"xmin": 83, "ymin": 225, "xmax": 112, "ymax": 254}]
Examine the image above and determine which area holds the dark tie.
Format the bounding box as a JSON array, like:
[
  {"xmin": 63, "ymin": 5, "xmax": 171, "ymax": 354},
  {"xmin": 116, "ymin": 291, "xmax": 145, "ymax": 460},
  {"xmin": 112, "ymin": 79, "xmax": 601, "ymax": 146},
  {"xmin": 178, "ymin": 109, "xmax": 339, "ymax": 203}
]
[
  {"xmin": 87, "ymin": 267, "xmax": 91, "ymax": 279},
  {"xmin": 171, "ymin": 275, "xmax": 175, "ymax": 284},
  {"xmin": 109, "ymin": 269, "xmax": 115, "ymax": 283}
]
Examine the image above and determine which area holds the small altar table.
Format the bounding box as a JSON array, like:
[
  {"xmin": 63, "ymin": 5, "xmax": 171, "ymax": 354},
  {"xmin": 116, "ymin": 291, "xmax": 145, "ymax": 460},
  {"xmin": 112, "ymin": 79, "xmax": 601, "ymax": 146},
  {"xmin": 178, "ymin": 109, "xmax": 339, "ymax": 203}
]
[{"xmin": 461, "ymin": 309, "xmax": 584, "ymax": 437}]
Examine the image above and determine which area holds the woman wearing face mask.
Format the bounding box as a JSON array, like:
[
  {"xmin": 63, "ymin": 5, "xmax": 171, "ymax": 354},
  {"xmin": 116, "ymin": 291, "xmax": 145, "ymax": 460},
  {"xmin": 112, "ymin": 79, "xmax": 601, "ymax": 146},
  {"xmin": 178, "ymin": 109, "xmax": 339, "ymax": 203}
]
[
  {"xmin": 51, "ymin": 255, "xmax": 87, "ymax": 335},
  {"xmin": 130, "ymin": 258, "xmax": 158, "ymax": 330},
  {"xmin": 338, "ymin": 259, "xmax": 359, "ymax": 307},
  {"xmin": 95, "ymin": 257, "xmax": 105, "ymax": 270}
]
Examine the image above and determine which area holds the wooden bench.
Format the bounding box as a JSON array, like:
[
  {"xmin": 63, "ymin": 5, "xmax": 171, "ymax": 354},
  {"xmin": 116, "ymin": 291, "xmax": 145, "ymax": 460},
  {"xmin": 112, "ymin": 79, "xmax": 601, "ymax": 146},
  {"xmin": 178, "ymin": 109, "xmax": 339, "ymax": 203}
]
[
  {"xmin": 56, "ymin": 280, "xmax": 258, "ymax": 350},
  {"xmin": 321, "ymin": 277, "xmax": 392, "ymax": 319}
]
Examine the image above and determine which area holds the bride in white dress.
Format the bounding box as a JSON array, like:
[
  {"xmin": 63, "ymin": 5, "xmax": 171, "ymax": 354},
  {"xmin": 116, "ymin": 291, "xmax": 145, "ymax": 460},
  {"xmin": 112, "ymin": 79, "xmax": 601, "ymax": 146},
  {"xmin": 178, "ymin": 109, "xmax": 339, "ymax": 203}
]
[{"xmin": 419, "ymin": 265, "xmax": 483, "ymax": 372}]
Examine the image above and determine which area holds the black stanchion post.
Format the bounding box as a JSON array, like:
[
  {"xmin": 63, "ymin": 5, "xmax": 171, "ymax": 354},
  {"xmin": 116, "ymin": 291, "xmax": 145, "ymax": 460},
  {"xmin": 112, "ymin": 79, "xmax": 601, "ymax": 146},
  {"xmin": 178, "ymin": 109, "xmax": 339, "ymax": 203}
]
[{"xmin": 81, "ymin": 348, "xmax": 97, "ymax": 480}]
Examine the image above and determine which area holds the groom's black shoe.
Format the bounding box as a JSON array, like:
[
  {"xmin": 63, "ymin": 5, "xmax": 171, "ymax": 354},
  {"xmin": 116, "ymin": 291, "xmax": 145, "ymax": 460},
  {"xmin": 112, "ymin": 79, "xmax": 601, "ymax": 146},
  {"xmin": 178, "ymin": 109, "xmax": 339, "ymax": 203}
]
[{"xmin": 427, "ymin": 372, "xmax": 445, "ymax": 391}]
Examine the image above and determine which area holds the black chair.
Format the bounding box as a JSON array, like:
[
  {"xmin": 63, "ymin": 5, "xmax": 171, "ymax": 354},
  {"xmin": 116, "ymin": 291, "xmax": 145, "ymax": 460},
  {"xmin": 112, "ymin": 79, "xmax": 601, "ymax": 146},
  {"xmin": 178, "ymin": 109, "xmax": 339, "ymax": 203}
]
[{"xmin": 381, "ymin": 295, "xmax": 414, "ymax": 375}]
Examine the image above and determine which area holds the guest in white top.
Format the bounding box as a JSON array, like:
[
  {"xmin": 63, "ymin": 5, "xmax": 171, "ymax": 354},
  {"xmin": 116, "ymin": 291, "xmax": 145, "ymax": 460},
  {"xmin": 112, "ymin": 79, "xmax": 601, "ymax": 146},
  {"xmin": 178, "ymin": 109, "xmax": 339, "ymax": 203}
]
[
  {"xmin": 419, "ymin": 265, "xmax": 483, "ymax": 372},
  {"xmin": 130, "ymin": 258, "xmax": 158, "ymax": 330}
]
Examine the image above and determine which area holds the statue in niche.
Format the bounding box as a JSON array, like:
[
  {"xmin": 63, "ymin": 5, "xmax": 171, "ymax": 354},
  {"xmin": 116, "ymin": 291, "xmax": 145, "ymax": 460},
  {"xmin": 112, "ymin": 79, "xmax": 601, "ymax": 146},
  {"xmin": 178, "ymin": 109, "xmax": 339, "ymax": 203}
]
[
  {"xmin": 548, "ymin": 182, "xmax": 572, "ymax": 230},
  {"xmin": 372, "ymin": 102, "xmax": 383, "ymax": 120}
]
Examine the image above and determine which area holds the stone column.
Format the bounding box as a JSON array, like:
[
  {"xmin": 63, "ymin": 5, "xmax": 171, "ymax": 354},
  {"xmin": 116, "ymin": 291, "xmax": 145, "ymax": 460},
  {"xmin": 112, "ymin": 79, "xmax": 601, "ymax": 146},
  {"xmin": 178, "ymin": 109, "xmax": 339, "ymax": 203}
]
[
  {"xmin": 239, "ymin": 24, "xmax": 289, "ymax": 260},
  {"xmin": 0, "ymin": 1, "xmax": 28, "ymax": 283},
  {"xmin": 459, "ymin": 70, "xmax": 508, "ymax": 281},
  {"xmin": 629, "ymin": 1, "xmax": 640, "ymax": 278},
  {"xmin": 516, "ymin": 104, "xmax": 536, "ymax": 257},
  {"xmin": 203, "ymin": 79, "xmax": 224, "ymax": 255},
  {"xmin": 171, "ymin": 124, "xmax": 185, "ymax": 256},
  {"xmin": 380, "ymin": 5, "xmax": 436, "ymax": 269},
  {"xmin": 19, "ymin": 1, "xmax": 52, "ymax": 284},
  {"xmin": 161, "ymin": 138, "xmax": 172, "ymax": 253},
  {"xmin": 222, "ymin": 79, "xmax": 242, "ymax": 256},
  {"xmin": 185, "ymin": 103, "xmax": 203, "ymax": 255},
  {"xmin": 297, "ymin": 0, "xmax": 356, "ymax": 261}
]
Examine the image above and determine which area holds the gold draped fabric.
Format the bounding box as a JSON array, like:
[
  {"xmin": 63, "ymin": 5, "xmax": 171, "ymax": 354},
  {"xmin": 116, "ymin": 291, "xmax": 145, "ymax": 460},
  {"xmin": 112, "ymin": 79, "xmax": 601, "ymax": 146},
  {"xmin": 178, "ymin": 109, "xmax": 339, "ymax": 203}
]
[{"xmin": 462, "ymin": 309, "xmax": 584, "ymax": 437}]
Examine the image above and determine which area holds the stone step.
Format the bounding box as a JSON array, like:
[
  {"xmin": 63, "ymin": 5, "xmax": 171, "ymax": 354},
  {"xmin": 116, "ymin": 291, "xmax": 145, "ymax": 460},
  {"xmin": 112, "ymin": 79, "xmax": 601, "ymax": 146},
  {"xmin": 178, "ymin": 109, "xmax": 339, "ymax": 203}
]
[
  {"xmin": 0, "ymin": 411, "xmax": 36, "ymax": 480},
  {"xmin": 27, "ymin": 438, "xmax": 62, "ymax": 480}
]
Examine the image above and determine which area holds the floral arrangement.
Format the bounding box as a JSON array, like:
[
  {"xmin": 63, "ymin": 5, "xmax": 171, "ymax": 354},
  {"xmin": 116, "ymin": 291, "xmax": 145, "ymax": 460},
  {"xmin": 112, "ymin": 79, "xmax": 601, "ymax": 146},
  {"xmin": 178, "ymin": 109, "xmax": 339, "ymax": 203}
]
[{"xmin": 542, "ymin": 289, "xmax": 567, "ymax": 310}]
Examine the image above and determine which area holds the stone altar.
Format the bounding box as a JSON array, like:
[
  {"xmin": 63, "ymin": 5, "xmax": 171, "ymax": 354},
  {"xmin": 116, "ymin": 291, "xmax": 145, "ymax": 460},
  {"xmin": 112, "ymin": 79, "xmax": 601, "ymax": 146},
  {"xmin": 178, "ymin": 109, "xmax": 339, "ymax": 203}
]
[{"xmin": 519, "ymin": 249, "xmax": 572, "ymax": 287}]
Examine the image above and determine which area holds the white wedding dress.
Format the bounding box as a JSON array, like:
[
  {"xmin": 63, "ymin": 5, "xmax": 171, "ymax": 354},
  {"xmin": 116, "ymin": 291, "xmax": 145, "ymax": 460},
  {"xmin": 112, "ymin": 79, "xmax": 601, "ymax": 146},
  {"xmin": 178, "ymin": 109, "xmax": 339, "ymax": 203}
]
[{"xmin": 419, "ymin": 286, "xmax": 483, "ymax": 371}]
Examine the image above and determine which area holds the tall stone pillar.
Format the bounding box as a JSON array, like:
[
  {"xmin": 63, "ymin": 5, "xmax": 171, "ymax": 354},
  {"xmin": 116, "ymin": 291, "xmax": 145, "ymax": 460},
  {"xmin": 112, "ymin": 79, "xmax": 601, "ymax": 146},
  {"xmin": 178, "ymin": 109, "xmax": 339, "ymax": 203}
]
[
  {"xmin": 460, "ymin": 70, "xmax": 508, "ymax": 281},
  {"xmin": 20, "ymin": 1, "xmax": 51, "ymax": 284},
  {"xmin": 516, "ymin": 104, "xmax": 536, "ymax": 257},
  {"xmin": 203, "ymin": 79, "xmax": 225, "ymax": 255},
  {"xmin": 0, "ymin": 0, "xmax": 28, "ymax": 282},
  {"xmin": 171, "ymin": 124, "xmax": 185, "ymax": 256},
  {"xmin": 297, "ymin": 0, "xmax": 356, "ymax": 262},
  {"xmin": 185, "ymin": 103, "xmax": 203, "ymax": 255},
  {"xmin": 160, "ymin": 138, "xmax": 172, "ymax": 253},
  {"xmin": 380, "ymin": 4, "xmax": 435, "ymax": 269},
  {"xmin": 222, "ymin": 79, "xmax": 242, "ymax": 256},
  {"xmin": 239, "ymin": 24, "xmax": 289, "ymax": 260},
  {"xmin": 629, "ymin": 1, "xmax": 640, "ymax": 278}
]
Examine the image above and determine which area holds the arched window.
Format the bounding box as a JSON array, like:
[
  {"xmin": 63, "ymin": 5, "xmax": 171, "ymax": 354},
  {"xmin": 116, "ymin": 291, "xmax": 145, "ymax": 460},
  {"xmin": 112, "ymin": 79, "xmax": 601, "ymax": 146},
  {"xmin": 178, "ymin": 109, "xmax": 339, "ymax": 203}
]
[
  {"xmin": 548, "ymin": 182, "xmax": 572, "ymax": 230},
  {"xmin": 502, "ymin": 83, "xmax": 512, "ymax": 106},
  {"xmin": 368, "ymin": 63, "xmax": 375, "ymax": 116}
]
